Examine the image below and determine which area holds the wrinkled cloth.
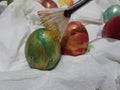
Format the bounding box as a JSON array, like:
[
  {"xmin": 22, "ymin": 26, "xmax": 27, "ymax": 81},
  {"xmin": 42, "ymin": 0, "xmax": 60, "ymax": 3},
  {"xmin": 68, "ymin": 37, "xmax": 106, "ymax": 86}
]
[{"xmin": 0, "ymin": 0, "xmax": 120, "ymax": 90}]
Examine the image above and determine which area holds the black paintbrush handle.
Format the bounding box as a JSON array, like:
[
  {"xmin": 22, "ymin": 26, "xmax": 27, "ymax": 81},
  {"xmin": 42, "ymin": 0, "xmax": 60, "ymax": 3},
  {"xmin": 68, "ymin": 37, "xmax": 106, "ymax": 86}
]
[{"xmin": 64, "ymin": 0, "xmax": 92, "ymax": 18}]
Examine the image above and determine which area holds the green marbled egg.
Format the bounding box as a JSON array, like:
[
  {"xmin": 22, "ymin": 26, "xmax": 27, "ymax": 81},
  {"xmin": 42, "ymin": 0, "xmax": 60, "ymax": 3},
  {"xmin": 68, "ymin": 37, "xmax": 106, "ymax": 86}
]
[
  {"xmin": 103, "ymin": 4, "xmax": 120, "ymax": 23},
  {"xmin": 25, "ymin": 28, "xmax": 61, "ymax": 70}
]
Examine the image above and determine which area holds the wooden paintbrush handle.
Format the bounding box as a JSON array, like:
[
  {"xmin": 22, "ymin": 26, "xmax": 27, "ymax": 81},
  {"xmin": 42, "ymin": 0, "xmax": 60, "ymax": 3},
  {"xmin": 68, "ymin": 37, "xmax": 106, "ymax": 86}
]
[{"xmin": 64, "ymin": 0, "xmax": 92, "ymax": 18}]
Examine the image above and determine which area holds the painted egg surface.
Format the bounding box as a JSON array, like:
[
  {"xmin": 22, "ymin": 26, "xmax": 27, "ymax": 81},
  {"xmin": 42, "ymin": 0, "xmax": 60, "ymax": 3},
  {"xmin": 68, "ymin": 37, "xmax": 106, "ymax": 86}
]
[
  {"xmin": 41, "ymin": 0, "xmax": 58, "ymax": 8},
  {"xmin": 60, "ymin": 21, "xmax": 89, "ymax": 56},
  {"xmin": 103, "ymin": 4, "xmax": 120, "ymax": 23},
  {"xmin": 25, "ymin": 28, "xmax": 61, "ymax": 70},
  {"xmin": 102, "ymin": 16, "xmax": 120, "ymax": 40}
]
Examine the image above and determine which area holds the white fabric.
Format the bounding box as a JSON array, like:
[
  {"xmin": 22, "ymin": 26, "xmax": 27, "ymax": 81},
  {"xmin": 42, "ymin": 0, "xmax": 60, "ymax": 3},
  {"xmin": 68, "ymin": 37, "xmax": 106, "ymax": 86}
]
[
  {"xmin": 0, "ymin": 0, "xmax": 120, "ymax": 90},
  {"xmin": 0, "ymin": 1, "xmax": 7, "ymax": 14}
]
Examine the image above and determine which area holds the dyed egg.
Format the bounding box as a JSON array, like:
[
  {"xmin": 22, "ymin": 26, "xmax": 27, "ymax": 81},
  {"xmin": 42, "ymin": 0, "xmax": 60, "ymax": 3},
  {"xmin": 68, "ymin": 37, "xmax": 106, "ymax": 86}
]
[
  {"xmin": 103, "ymin": 4, "xmax": 120, "ymax": 23},
  {"xmin": 58, "ymin": 0, "xmax": 74, "ymax": 7},
  {"xmin": 60, "ymin": 21, "xmax": 89, "ymax": 56},
  {"xmin": 102, "ymin": 15, "xmax": 120, "ymax": 40},
  {"xmin": 37, "ymin": 0, "xmax": 58, "ymax": 8},
  {"xmin": 25, "ymin": 28, "xmax": 61, "ymax": 70}
]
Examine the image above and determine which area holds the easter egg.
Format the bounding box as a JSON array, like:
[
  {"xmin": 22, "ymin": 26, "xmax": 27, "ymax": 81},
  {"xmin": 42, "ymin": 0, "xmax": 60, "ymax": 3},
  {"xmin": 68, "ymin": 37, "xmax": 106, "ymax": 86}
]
[
  {"xmin": 25, "ymin": 28, "xmax": 61, "ymax": 70},
  {"xmin": 103, "ymin": 4, "xmax": 120, "ymax": 23},
  {"xmin": 60, "ymin": 21, "xmax": 89, "ymax": 56},
  {"xmin": 58, "ymin": 0, "xmax": 74, "ymax": 7},
  {"xmin": 102, "ymin": 15, "xmax": 120, "ymax": 40},
  {"xmin": 38, "ymin": 0, "xmax": 58, "ymax": 8}
]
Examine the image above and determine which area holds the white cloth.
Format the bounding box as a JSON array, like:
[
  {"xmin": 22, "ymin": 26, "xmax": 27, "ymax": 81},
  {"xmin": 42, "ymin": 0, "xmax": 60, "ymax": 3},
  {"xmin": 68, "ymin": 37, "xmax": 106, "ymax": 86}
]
[{"xmin": 0, "ymin": 0, "xmax": 120, "ymax": 90}]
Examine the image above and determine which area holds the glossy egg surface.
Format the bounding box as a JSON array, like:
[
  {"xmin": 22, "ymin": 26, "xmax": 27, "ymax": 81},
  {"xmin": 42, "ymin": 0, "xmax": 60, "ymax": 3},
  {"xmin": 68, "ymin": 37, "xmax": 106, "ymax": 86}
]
[
  {"xmin": 25, "ymin": 28, "xmax": 61, "ymax": 70},
  {"xmin": 102, "ymin": 15, "xmax": 120, "ymax": 40},
  {"xmin": 103, "ymin": 4, "xmax": 120, "ymax": 23},
  {"xmin": 60, "ymin": 21, "xmax": 89, "ymax": 56}
]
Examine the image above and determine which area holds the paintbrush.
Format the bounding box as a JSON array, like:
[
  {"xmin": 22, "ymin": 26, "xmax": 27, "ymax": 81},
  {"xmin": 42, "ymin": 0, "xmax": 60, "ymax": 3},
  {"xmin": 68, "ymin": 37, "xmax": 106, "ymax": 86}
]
[{"xmin": 38, "ymin": 0, "xmax": 92, "ymax": 37}]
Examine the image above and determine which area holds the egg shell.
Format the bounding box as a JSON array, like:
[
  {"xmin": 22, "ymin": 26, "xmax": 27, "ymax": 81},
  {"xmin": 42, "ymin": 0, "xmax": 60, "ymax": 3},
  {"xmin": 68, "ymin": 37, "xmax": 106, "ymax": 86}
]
[
  {"xmin": 25, "ymin": 28, "xmax": 61, "ymax": 70},
  {"xmin": 103, "ymin": 4, "xmax": 120, "ymax": 23},
  {"xmin": 102, "ymin": 15, "xmax": 120, "ymax": 40},
  {"xmin": 60, "ymin": 21, "xmax": 89, "ymax": 56},
  {"xmin": 41, "ymin": 0, "xmax": 58, "ymax": 8}
]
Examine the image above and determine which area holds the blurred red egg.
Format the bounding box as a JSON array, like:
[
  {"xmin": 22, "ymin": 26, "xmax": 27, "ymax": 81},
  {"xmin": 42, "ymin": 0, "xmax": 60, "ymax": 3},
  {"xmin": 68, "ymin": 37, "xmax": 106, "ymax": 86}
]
[
  {"xmin": 60, "ymin": 21, "xmax": 89, "ymax": 56},
  {"xmin": 39, "ymin": 0, "xmax": 58, "ymax": 8},
  {"xmin": 102, "ymin": 15, "xmax": 120, "ymax": 40}
]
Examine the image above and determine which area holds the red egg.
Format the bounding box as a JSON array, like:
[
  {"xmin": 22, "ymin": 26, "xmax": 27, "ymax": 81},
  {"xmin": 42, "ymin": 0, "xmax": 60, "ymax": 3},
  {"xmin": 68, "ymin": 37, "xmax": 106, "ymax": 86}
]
[
  {"xmin": 38, "ymin": 0, "xmax": 58, "ymax": 8},
  {"xmin": 60, "ymin": 21, "xmax": 89, "ymax": 56},
  {"xmin": 102, "ymin": 15, "xmax": 120, "ymax": 40}
]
